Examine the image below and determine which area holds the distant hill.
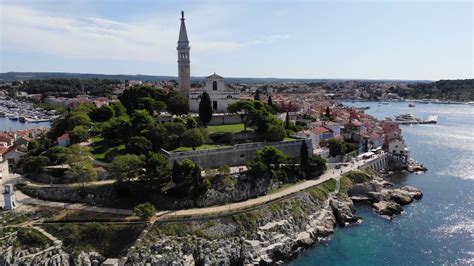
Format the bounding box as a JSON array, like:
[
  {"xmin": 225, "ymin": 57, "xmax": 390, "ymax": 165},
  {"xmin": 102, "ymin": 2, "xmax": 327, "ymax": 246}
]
[
  {"xmin": 404, "ymin": 79, "xmax": 474, "ymax": 101},
  {"xmin": 0, "ymin": 72, "xmax": 431, "ymax": 84}
]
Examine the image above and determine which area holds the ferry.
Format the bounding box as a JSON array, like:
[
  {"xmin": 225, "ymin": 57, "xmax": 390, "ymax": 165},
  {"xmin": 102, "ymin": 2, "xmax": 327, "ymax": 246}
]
[{"xmin": 395, "ymin": 113, "xmax": 437, "ymax": 124}]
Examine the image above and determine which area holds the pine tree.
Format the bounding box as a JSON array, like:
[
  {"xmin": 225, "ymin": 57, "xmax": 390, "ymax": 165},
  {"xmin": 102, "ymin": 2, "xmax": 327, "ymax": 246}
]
[
  {"xmin": 199, "ymin": 91, "xmax": 213, "ymax": 127},
  {"xmin": 267, "ymin": 95, "xmax": 273, "ymax": 106},
  {"xmin": 254, "ymin": 90, "xmax": 261, "ymax": 101}
]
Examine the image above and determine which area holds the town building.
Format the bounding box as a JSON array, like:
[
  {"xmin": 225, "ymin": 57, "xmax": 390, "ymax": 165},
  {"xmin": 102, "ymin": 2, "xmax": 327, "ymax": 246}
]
[{"xmin": 189, "ymin": 73, "xmax": 240, "ymax": 113}]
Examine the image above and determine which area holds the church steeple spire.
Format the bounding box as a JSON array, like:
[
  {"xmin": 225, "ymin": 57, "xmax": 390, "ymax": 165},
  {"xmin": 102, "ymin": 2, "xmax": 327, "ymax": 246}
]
[
  {"xmin": 178, "ymin": 10, "xmax": 189, "ymax": 45},
  {"xmin": 177, "ymin": 10, "xmax": 190, "ymax": 99}
]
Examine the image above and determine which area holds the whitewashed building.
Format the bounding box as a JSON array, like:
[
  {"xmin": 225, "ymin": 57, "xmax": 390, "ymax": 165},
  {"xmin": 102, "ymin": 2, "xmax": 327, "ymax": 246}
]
[{"xmin": 189, "ymin": 73, "xmax": 240, "ymax": 113}]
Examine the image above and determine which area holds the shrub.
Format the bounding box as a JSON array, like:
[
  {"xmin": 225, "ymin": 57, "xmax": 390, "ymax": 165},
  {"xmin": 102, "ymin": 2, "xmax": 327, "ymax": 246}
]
[{"xmin": 133, "ymin": 202, "xmax": 156, "ymax": 220}]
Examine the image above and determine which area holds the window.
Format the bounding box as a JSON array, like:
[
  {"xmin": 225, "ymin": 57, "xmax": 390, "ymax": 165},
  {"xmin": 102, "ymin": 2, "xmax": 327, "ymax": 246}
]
[
  {"xmin": 227, "ymin": 95, "xmax": 232, "ymax": 99},
  {"xmin": 213, "ymin": 81, "xmax": 217, "ymax": 90},
  {"xmin": 240, "ymin": 154, "xmax": 245, "ymax": 158},
  {"xmin": 213, "ymin": 101, "xmax": 218, "ymax": 110}
]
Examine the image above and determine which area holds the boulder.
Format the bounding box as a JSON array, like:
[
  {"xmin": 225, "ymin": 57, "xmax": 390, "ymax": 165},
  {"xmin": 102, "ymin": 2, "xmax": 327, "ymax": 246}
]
[
  {"xmin": 373, "ymin": 201, "xmax": 403, "ymax": 216},
  {"xmin": 329, "ymin": 197, "xmax": 358, "ymax": 226},
  {"xmin": 401, "ymin": 186, "xmax": 423, "ymax": 199},
  {"xmin": 389, "ymin": 189, "xmax": 414, "ymax": 205}
]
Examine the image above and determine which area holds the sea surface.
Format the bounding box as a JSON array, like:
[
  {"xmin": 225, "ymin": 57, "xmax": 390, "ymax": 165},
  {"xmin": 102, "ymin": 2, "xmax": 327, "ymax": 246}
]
[
  {"xmin": 0, "ymin": 117, "xmax": 50, "ymax": 131},
  {"xmin": 290, "ymin": 102, "xmax": 474, "ymax": 266}
]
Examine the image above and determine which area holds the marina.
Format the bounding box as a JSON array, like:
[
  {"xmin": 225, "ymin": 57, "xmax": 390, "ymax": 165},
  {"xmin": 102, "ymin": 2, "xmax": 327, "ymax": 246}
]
[{"xmin": 0, "ymin": 98, "xmax": 59, "ymax": 124}]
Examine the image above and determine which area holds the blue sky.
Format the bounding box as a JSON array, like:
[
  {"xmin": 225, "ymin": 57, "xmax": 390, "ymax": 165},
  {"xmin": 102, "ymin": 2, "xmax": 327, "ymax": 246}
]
[{"xmin": 0, "ymin": 0, "xmax": 472, "ymax": 80}]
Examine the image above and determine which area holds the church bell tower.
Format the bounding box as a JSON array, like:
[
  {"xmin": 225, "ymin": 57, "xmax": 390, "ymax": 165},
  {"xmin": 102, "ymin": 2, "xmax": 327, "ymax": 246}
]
[{"xmin": 177, "ymin": 10, "xmax": 190, "ymax": 99}]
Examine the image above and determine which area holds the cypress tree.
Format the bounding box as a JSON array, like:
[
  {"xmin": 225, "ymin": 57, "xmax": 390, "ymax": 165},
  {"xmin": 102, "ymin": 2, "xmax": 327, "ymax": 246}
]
[
  {"xmin": 300, "ymin": 141, "xmax": 310, "ymax": 177},
  {"xmin": 325, "ymin": 106, "xmax": 331, "ymax": 118},
  {"xmin": 285, "ymin": 112, "xmax": 290, "ymax": 129},
  {"xmin": 254, "ymin": 90, "xmax": 261, "ymax": 101},
  {"xmin": 199, "ymin": 91, "xmax": 213, "ymax": 127},
  {"xmin": 267, "ymin": 95, "xmax": 273, "ymax": 106}
]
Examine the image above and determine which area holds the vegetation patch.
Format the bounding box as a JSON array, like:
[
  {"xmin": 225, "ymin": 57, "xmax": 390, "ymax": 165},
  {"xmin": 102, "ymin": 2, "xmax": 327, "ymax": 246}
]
[
  {"xmin": 15, "ymin": 228, "xmax": 52, "ymax": 248},
  {"xmin": 343, "ymin": 170, "xmax": 371, "ymax": 184},
  {"xmin": 207, "ymin": 123, "xmax": 247, "ymax": 133},
  {"xmin": 42, "ymin": 222, "xmax": 146, "ymax": 257}
]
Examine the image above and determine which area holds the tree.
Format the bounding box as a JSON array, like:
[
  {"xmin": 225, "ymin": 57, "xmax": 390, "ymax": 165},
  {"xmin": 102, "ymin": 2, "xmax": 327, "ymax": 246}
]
[
  {"xmin": 254, "ymin": 146, "xmax": 288, "ymax": 168},
  {"xmin": 133, "ymin": 202, "xmax": 156, "ymax": 220},
  {"xmin": 126, "ymin": 136, "xmax": 152, "ymax": 155},
  {"xmin": 171, "ymin": 159, "xmax": 196, "ymax": 191},
  {"xmin": 227, "ymin": 100, "xmax": 255, "ymax": 131},
  {"xmin": 181, "ymin": 128, "xmax": 205, "ymax": 150},
  {"xmin": 131, "ymin": 110, "xmax": 155, "ymax": 135},
  {"xmin": 166, "ymin": 91, "xmax": 189, "ymax": 115},
  {"xmin": 23, "ymin": 156, "xmax": 50, "ymax": 175},
  {"xmin": 185, "ymin": 116, "xmax": 198, "ymax": 129},
  {"xmin": 70, "ymin": 126, "xmax": 89, "ymax": 144},
  {"xmin": 109, "ymin": 154, "xmax": 144, "ymax": 182},
  {"xmin": 308, "ymin": 154, "xmax": 327, "ymax": 175},
  {"xmin": 325, "ymin": 106, "xmax": 331, "ymax": 118},
  {"xmin": 109, "ymin": 102, "xmax": 127, "ymax": 117},
  {"xmin": 68, "ymin": 112, "xmax": 91, "ymax": 130},
  {"xmin": 65, "ymin": 161, "xmax": 97, "ymax": 183},
  {"xmin": 254, "ymin": 89, "xmax": 261, "ymax": 101},
  {"xmin": 144, "ymin": 152, "xmax": 170, "ymax": 189},
  {"xmin": 263, "ymin": 124, "xmax": 286, "ymax": 142},
  {"xmin": 285, "ymin": 112, "xmax": 290, "ymax": 129},
  {"xmin": 300, "ymin": 141, "xmax": 309, "ymax": 171},
  {"xmin": 328, "ymin": 138, "xmax": 344, "ymax": 157},
  {"xmin": 164, "ymin": 122, "xmax": 187, "ymax": 137},
  {"xmin": 267, "ymin": 95, "xmax": 273, "ymax": 106},
  {"xmin": 198, "ymin": 91, "xmax": 213, "ymax": 127},
  {"xmin": 102, "ymin": 115, "xmax": 131, "ymax": 144},
  {"xmin": 89, "ymin": 104, "xmax": 114, "ymax": 122}
]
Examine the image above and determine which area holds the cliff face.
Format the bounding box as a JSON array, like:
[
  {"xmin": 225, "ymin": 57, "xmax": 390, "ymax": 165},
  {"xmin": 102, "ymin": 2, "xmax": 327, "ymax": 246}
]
[{"xmin": 127, "ymin": 180, "xmax": 359, "ymax": 265}]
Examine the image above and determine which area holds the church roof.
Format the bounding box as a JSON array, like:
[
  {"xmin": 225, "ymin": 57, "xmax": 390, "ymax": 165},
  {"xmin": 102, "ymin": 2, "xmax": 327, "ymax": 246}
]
[
  {"xmin": 206, "ymin": 73, "xmax": 224, "ymax": 79},
  {"xmin": 177, "ymin": 11, "xmax": 189, "ymax": 47}
]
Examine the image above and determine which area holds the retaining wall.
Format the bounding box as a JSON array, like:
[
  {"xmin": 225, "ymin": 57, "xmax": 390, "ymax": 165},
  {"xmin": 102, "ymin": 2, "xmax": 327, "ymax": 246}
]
[{"xmin": 161, "ymin": 139, "xmax": 313, "ymax": 169}]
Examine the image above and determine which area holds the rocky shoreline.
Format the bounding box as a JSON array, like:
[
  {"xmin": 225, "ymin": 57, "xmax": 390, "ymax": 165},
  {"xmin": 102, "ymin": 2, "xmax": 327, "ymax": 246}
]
[
  {"xmin": 1, "ymin": 171, "xmax": 423, "ymax": 265},
  {"xmin": 126, "ymin": 172, "xmax": 423, "ymax": 265}
]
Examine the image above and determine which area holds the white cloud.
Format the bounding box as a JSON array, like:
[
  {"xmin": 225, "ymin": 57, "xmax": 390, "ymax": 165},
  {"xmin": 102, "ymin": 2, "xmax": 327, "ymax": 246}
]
[{"xmin": 0, "ymin": 4, "xmax": 244, "ymax": 64}]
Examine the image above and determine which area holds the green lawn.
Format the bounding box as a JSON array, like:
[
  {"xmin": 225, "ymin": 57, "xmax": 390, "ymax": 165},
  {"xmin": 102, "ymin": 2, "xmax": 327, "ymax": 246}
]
[
  {"xmin": 207, "ymin": 123, "xmax": 248, "ymax": 133},
  {"xmin": 172, "ymin": 144, "xmax": 229, "ymax": 152},
  {"xmin": 283, "ymin": 137, "xmax": 297, "ymax": 142},
  {"xmin": 90, "ymin": 135, "xmax": 126, "ymax": 161}
]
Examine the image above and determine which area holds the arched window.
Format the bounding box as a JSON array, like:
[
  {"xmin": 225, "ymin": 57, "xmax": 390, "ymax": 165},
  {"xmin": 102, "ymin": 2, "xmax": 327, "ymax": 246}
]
[
  {"xmin": 227, "ymin": 95, "xmax": 232, "ymax": 99},
  {"xmin": 213, "ymin": 81, "xmax": 217, "ymax": 90}
]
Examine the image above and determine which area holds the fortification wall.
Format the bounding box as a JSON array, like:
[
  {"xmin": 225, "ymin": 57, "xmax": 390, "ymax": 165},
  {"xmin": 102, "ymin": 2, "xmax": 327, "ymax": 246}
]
[{"xmin": 161, "ymin": 139, "xmax": 313, "ymax": 169}]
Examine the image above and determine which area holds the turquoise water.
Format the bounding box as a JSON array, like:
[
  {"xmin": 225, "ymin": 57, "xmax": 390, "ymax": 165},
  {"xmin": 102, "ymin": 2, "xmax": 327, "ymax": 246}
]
[
  {"xmin": 291, "ymin": 102, "xmax": 474, "ymax": 265},
  {"xmin": 0, "ymin": 117, "xmax": 50, "ymax": 131}
]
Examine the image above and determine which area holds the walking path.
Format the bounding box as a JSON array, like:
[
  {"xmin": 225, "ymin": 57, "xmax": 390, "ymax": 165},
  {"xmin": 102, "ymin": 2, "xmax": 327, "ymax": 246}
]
[{"xmin": 10, "ymin": 154, "xmax": 385, "ymax": 220}]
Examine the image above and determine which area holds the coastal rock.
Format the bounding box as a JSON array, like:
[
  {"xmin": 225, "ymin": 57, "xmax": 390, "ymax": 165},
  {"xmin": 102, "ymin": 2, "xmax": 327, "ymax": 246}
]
[
  {"xmin": 373, "ymin": 201, "xmax": 403, "ymax": 216},
  {"xmin": 329, "ymin": 197, "xmax": 358, "ymax": 226},
  {"xmin": 401, "ymin": 186, "xmax": 423, "ymax": 199},
  {"xmin": 388, "ymin": 189, "xmax": 414, "ymax": 205}
]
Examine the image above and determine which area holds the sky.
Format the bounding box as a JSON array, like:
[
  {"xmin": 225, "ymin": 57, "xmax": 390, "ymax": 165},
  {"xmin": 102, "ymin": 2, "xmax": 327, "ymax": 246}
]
[{"xmin": 0, "ymin": 0, "xmax": 472, "ymax": 80}]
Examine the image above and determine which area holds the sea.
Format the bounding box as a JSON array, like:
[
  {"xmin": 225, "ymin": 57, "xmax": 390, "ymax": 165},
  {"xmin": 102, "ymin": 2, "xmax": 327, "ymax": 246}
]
[
  {"xmin": 0, "ymin": 118, "xmax": 50, "ymax": 131},
  {"xmin": 291, "ymin": 102, "xmax": 474, "ymax": 266}
]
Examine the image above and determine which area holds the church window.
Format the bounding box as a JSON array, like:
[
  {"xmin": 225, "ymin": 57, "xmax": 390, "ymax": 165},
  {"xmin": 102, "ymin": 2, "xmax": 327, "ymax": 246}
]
[
  {"xmin": 213, "ymin": 101, "xmax": 218, "ymax": 110},
  {"xmin": 227, "ymin": 95, "xmax": 232, "ymax": 99},
  {"xmin": 213, "ymin": 81, "xmax": 217, "ymax": 90}
]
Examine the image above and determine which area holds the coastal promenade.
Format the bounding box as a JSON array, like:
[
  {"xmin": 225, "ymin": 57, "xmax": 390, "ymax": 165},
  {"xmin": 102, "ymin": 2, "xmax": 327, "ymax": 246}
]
[{"xmin": 8, "ymin": 153, "xmax": 386, "ymax": 220}]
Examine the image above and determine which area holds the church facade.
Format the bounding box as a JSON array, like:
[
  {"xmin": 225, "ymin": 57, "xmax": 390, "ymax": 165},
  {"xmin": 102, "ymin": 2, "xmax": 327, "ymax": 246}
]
[
  {"xmin": 189, "ymin": 73, "xmax": 240, "ymax": 113},
  {"xmin": 177, "ymin": 11, "xmax": 240, "ymax": 113}
]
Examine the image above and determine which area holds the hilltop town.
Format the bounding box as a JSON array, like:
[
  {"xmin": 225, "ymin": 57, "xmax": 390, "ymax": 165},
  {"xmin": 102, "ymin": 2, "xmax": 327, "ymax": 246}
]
[{"xmin": 0, "ymin": 11, "xmax": 428, "ymax": 265}]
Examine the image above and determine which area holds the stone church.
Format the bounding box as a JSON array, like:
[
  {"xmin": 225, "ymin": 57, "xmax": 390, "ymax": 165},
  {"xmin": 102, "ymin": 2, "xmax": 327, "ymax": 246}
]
[{"xmin": 177, "ymin": 11, "xmax": 240, "ymax": 113}]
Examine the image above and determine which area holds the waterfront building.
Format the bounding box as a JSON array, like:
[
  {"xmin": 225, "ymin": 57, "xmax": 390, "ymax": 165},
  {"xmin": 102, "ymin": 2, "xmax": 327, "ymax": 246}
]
[
  {"xmin": 177, "ymin": 11, "xmax": 191, "ymax": 100},
  {"xmin": 189, "ymin": 73, "xmax": 240, "ymax": 113}
]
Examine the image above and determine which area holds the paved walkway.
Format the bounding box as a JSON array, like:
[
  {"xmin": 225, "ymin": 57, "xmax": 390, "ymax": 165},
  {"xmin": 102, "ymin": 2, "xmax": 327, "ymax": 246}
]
[{"xmin": 10, "ymin": 154, "xmax": 385, "ymax": 220}]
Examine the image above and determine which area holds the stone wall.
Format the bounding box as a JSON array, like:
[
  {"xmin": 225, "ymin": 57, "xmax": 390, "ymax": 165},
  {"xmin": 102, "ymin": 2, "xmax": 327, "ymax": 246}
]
[{"xmin": 161, "ymin": 138, "xmax": 313, "ymax": 169}]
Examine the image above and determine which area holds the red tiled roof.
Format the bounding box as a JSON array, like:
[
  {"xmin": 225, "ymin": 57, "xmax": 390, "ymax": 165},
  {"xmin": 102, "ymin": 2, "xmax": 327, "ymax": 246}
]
[{"xmin": 311, "ymin": 127, "xmax": 331, "ymax": 134}]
